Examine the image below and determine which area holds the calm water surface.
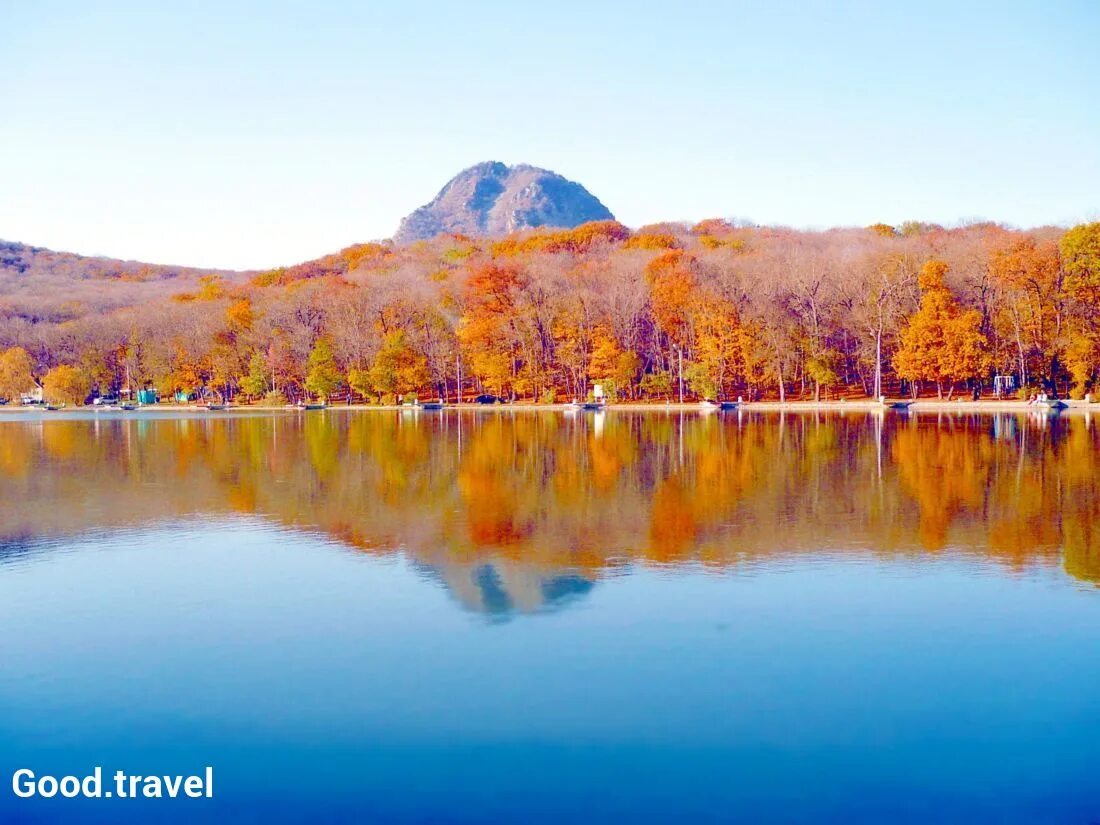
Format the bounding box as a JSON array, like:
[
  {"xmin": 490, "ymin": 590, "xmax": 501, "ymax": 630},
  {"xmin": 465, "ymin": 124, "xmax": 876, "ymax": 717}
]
[{"xmin": 0, "ymin": 409, "xmax": 1098, "ymax": 823}]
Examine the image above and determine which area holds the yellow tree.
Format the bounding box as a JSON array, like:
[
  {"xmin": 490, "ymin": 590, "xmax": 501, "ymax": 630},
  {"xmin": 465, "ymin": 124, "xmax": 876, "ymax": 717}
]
[
  {"xmin": 690, "ymin": 297, "xmax": 744, "ymax": 399},
  {"xmin": 169, "ymin": 346, "xmax": 208, "ymax": 400},
  {"xmin": 586, "ymin": 326, "xmax": 623, "ymax": 398},
  {"xmin": 367, "ymin": 330, "xmax": 430, "ymax": 402},
  {"xmin": 550, "ymin": 304, "xmax": 592, "ymax": 399},
  {"xmin": 990, "ymin": 238, "xmax": 1063, "ymax": 390},
  {"xmin": 611, "ymin": 350, "xmax": 642, "ymax": 400},
  {"xmin": 1060, "ymin": 223, "xmax": 1100, "ymax": 396},
  {"xmin": 42, "ymin": 365, "xmax": 88, "ymax": 405},
  {"xmin": 0, "ymin": 347, "xmax": 35, "ymax": 402},
  {"xmin": 894, "ymin": 260, "xmax": 991, "ymax": 397}
]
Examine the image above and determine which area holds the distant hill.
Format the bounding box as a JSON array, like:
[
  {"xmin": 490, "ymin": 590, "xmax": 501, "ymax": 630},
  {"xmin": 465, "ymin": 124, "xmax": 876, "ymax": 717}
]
[
  {"xmin": 0, "ymin": 240, "xmax": 242, "ymax": 283},
  {"xmin": 394, "ymin": 161, "xmax": 614, "ymax": 244},
  {"xmin": 0, "ymin": 240, "xmax": 247, "ymax": 323}
]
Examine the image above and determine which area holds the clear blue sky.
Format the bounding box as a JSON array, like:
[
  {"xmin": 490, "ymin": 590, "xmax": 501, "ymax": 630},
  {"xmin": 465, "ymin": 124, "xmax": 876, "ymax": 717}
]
[{"xmin": 1, "ymin": 0, "xmax": 1097, "ymax": 269}]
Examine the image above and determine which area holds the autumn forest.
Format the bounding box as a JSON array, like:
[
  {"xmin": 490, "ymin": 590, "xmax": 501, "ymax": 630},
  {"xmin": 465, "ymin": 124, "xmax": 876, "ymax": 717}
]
[{"xmin": 2, "ymin": 219, "xmax": 1100, "ymax": 405}]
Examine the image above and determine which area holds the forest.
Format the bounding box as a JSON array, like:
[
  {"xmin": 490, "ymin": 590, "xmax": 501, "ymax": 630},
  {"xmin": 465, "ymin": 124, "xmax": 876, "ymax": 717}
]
[{"xmin": 1, "ymin": 219, "xmax": 1099, "ymax": 405}]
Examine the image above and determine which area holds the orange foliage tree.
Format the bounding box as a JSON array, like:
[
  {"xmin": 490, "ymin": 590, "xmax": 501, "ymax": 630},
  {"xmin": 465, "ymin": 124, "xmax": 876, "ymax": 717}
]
[{"xmin": 893, "ymin": 261, "xmax": 991, "ymax": 397}]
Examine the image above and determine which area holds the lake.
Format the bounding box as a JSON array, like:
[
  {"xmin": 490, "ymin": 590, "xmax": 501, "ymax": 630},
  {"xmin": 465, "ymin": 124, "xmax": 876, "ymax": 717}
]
[{"xmin": 1, "ymin": 408, "xmax": 1098, "ymax": 823}]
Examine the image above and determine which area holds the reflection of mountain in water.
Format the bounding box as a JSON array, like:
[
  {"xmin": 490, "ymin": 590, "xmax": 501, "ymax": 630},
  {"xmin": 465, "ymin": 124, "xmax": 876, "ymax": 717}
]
[
  {"xmin": 416, "ymin": 559, "xmax": 596, "ymax": 619},
  {"xmin": 1, "ymin": 410, "xmax": 1098, "ymax": 610}
]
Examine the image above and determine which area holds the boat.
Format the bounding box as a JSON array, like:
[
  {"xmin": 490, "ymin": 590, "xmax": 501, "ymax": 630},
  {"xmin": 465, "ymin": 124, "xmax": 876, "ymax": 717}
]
[
  {"xmin": 420, "ymin": 401, "xmax": 445, "ymax": 411},
  {"xmin": 1033, "ymin": 398, "xmax": 1068, "ymax": 412},
  {"xmin": 44, "ymin": 403, "xmax": 66, "ymax": 411},
  {"xmin": 882, "ymin": 400, "xmax": 914, "ymax": 411},
  {"xmin": 719, "ymin": 401, "xmax": 740, "ymax": 411},
  {"xmin": 569, "ymin": 400, "xmax": 607, "ymax": 412},
  {"xmin": 293, "ymin": 402, "xmax": 327, "ymax": 411},
  {"xmin": 203, "ymin": 403, "xmax": 228, "ymax": 411}
]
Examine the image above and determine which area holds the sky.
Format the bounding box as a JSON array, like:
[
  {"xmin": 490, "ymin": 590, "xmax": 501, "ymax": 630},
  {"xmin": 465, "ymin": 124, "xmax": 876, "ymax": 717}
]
[{"xmin": 1, "ymin": 0, "xmax": 1098, "ymax": 270}]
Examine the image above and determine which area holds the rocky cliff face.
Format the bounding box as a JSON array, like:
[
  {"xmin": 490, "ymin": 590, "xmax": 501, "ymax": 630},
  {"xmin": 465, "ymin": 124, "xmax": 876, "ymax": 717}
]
[{"xmin": 394, "ymin": 161, "xmax": 614, "ymax": 243}]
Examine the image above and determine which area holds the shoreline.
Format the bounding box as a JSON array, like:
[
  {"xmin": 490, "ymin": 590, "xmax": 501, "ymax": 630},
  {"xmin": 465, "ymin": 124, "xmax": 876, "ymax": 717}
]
[{"xmin": 2, "ymin": 399, "xmax": 1097, "ymax": 415}]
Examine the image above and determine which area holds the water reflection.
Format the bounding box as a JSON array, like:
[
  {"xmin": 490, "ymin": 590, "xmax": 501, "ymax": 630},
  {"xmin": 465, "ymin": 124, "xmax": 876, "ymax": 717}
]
[{"xmin": 1, "ymin": 410, "xmax": 1097, "ymax": 618}]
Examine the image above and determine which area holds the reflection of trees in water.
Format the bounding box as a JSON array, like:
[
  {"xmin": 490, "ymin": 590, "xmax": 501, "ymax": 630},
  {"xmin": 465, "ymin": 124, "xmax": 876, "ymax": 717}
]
[{"xmin": 0, "ymin": 411, "xmax": 1097, "ymax": 615}]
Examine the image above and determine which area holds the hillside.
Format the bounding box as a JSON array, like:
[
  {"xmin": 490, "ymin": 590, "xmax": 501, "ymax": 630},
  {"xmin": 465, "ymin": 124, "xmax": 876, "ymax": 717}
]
[
  {"xmin": 394, "ymin": 161, "xmax": 614, "ymax": 243},
  {"xmin": 0, "ymin": 240, "xmax": 246, "ymax": 324}
]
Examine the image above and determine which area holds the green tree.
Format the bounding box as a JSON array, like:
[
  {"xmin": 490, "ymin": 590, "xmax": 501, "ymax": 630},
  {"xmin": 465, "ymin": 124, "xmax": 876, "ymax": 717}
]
[
  {"xmin": 304, "ymin": 339, "xmax": 342, "ymax": 400},
  {"xmin": 684, "ymin": 361, "xmax": 718, "ymax": 400},
  {"xmin": 805, "ymin": 350, "xmax": 840, "ymax": 402},
  {"xmin": 240, "ymin": 351, "xmax": 270, "ymax": 398},
  {"xmin": 640, "ymin": 370, "xmax": 673, "ymax": 400},
  {"xmin": 347, "ymin": 367, "xmax": 372, "ymax": 402}
]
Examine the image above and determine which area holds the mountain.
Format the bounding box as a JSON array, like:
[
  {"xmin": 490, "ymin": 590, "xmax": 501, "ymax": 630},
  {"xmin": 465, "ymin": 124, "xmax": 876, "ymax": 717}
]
[{"xmin": 394, "ymin": 161, "xmax": 614, "ymax": 244}]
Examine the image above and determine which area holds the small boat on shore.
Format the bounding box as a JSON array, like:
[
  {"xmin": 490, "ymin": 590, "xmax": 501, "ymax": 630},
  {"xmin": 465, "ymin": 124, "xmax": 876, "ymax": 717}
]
[
  {"xmin": 292, "ymin": 402, "xmax": 327, "ymax": 411},
  {"xmin": 1033, "ymin": 398, "xmax": 1068, "ymax": 413},
  {"xmin": 203, "ymin": 403, "xmax": 228, "ymax": 411},
  {"xmin": 45, "ymin": 403, "xmax": 66, "ymax": 411},
  {"xmin": 882, "ymin": 400, "xmax": 914, "ymax": 411},
  {"xmin": 420, "ymin": 401, "xmax": 445, "ymax": 411},
  {"xmin": 569, "ymin": 400, "xmax": 607, "ymax": 412},
  {"xmin": 702, "ymin": 400, "xmax": 741, "ymax": 412}
]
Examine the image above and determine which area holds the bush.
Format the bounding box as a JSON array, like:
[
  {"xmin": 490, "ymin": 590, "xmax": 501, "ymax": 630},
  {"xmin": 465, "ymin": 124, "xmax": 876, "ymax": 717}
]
[
  {"xmin": 258, "ymin": 390, "xmax": 288, "ymax": 407},
  {"xmin": 640, "ymin": 371, "xmax": 672, "ymax": 400}
]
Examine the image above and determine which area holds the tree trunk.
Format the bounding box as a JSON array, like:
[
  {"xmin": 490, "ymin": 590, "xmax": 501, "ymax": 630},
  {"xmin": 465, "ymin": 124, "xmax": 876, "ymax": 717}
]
[{"xmin": 873, "ymin": 332, "xmax": 882, "ymax": 400}]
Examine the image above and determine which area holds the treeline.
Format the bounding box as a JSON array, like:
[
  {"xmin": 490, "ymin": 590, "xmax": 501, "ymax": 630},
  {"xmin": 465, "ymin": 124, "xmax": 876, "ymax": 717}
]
[{"xmin": 1, "ymin": 219, "xmax": 1099, "ymax": 404}]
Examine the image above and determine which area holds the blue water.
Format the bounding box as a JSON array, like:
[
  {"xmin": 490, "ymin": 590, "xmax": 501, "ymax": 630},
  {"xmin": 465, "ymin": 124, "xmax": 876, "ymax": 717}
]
[
  {"xmin": 0, "ymin": 411, "xmax": 1098, "ymax": 822},
  {"xmin": 0, "ymin": 520, "xmax": 1096, "ymax": 823}
]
